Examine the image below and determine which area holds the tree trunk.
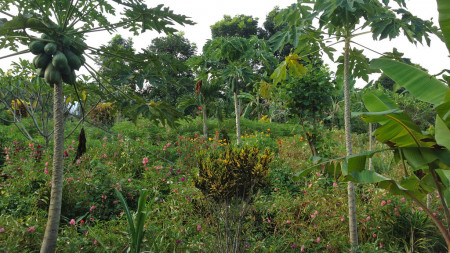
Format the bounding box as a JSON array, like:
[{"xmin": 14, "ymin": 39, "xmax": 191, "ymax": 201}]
[
  {"xmin": 202, "ymin": 104, "xmax": 208, "ymax": 137},
  {"xmin": 234, "ymin": 92, "xmax": 241, "ymax": 147},
  {"xmin": 368, "ymin": 123, "xmax": 373, "ymax": 171},
  {"xmin": 344, "ymin": 37, "xmax": 359, "ymax": 247},
  {"xmin": 41, "ymin": 81, "xmax": 65, "ymax": 253}
]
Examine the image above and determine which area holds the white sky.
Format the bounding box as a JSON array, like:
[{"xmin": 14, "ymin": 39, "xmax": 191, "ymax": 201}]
[{"xmin": 1, "ymin": 0, "xmax": 449, "ymax": 88}]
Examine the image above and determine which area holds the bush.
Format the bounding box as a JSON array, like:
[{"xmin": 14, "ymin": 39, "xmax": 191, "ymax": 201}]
[
  {"xmin": 194, "ymin": 146, "xmax": 273, "ymax": 203},
  {"xmin": 89, "ymin": 102, "xmax": 116, "ymax": 125}
]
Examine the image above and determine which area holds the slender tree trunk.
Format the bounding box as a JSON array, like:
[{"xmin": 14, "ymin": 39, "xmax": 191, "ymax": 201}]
[
  {"xmin": 234, "ymin": 92, "xmax": 241, "ymax": 146},
  {"xmin": 41, "ymin": 81, "xmax": 65, "ymax": 253},
  {"xmin": 368, "ymin": 123, "xmax": 373, "ymax": 171},
  {"xmin": 202, "ymin": 104, "xmax": 208, "ymax": 137},
  {"xmin": 344, "ymin": 37, "xmax": 358, "ymax": 247}
]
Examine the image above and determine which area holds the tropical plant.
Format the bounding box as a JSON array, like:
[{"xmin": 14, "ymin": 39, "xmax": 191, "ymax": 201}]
[
  {"xmin": 296, "ymin": 0, "xmax": 450, "ymax": 249},
  {"xmin": 270, "ymin": 0, "xmax": 439, "ymax": 247},
  {"xmin": 0, "ymin": 1, "xmax": 192, "ymax": 251},
  {"xmin": 114, "ymin": 188, "xmax": 151, "ymax": 253}
]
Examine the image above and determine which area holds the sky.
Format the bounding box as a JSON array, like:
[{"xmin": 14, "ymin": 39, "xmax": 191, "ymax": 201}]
[{"xmin": 1, "ymin": 0, "xmax": 449, "ymax": 88}]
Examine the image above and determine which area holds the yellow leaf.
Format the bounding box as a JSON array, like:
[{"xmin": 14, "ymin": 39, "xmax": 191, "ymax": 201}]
[{"xmin": 82, "ymin": 90, "xmax": 86, "ymax": 101}]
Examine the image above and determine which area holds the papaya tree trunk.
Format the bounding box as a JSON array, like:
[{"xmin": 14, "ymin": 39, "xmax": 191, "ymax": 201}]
[
  {"xmin": 41, "ymin": 81, "xmax": 65, "ymax": 253},
  {"xmin": 234, "ymin": 91, "xmax": 241, "ymax": 147},
  {"xmin": 344, "ymin": 37, "xmax": 358, "ymax": 247},
  {"xmin": 202, "ymin": 104, "xmax": 208, "ymax": 137}
]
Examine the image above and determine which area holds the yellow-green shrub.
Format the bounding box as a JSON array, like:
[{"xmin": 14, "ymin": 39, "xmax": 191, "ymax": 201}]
[
  {"xmin": 89, "ymin": 102, "xmax": 115, "ymax": 125},
  {"xmin": 194, "ymin": 146, "xmax": 272, "ymax": 203}
]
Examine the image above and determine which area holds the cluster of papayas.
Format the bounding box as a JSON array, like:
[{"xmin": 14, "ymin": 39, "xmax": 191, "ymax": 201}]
[{"xmin": 30, "ymin": 33, "xmax": 87, "ymax": 87}]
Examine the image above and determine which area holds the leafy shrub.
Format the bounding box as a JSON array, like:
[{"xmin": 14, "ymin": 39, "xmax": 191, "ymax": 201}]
[
  {"xmin": 194, "ymin": 146, "xmax": 273, "ymax": 203},
  {"xmin": 89, "ymin": 102, "xmax": 116, "ymax": 125}
]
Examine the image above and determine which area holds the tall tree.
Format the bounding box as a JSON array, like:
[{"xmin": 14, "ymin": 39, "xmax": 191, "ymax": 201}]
[
  {"xmin": 270, "ymin": 0, "xmax": 439, "ymax": 247},
  {"xmin": 143, "ymin": 32, "xmax": 197, "ymax": 105},
  {"xmin": 211, "ymin": 14, "xmax": 259, "ymax": 39},
  {"xmin": 0, "ymin": 1, "xmax": 193, "ymax": 252}
]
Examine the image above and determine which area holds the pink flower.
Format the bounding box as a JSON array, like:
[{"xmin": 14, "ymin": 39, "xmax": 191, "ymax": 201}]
[
  {"xmin": 366, "ymin": 216, "xmax": 371, "ymax": 221},
  {"xmin": 113, "ymin": 201, "xmax": 118, "ymax": 204},
  {"xmin": 142, "ymin": 157, "xmax": 149, "ymax": 165},
  {"xmin": 0, "ymin": 227, "xmax": 5, "ymax": 232},
  {"xmin": 196, "ymin": 111, "xmax": 200, "ymax": 114},
  {"xmin": 103, "ymin": 137, "xmax": 108, "ymax": 141},
  {"xmin": 44, "ymin": 167, "xmax": 48, "ymax": 174},
  {"xmin": 181, "ymin": 177, "xmax": 185, "ymax": 182},
  {"xmin": 301, "ymin": 245, "xmax": 305, "ymax": 252},
  {"xmin": 197, "ymin": 225, "xmax": 201, "ymax": 232},
  {"xmin": 198, "ymin": 106, "xmax": 202, "ymax": 110},
  {"xmin": 387, "ymin": 200, "xmax": 391, "ymax": 203},
  {"xmin": 90, "ymin": 205, "xmax": 96, "ymax": 212},
  {"xmin": 70, "ymin": 219, "xmax": 76, "ymax": 226},
  {"xmin": 94, "ymin": 240, "xmax": 98, "ymax": 245},
  {"xmin": 400, "ymin": 197, "xmax": 406, "ymax": 202},
  {"xmin": 381, "ymin": 200, "xmax": 387, "ymax": 206},
  {"xmin": 316, "ymin": 237, "xmax": 321, "ymax": 243},
  {"xmin": 128, "ymin": 178, "xmax": 131, "ymax": 182},
  {"xmin": 286, "ymin": 220, "xmax": 291, "ymax": 224},
  {"xmin": 27, "ymin": 227, "xmax": 35, "ymax": 232},
  {"xmin": 373, "ymin": 234, "xmax": 377, "ymax": 238},
  {"xmin": 333, "ymin": 182, "xmax": 338, "ymax": 187},
  {"xmin": 341, "ymin": 218, "xmax": 345, "ymax": 222}
]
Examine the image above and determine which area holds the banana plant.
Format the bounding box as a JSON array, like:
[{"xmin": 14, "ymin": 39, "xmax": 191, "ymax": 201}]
[
  {"xmin": 115, "ymin": 189, "xmax": 151, "ymax": 253},
  {"xmin": 296, "ymin": 0, "xmax": 450, "ymax": 249}
]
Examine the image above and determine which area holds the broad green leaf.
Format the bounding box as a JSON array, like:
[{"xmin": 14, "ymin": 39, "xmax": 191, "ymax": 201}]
[
  {"xmin": 437, "ymin": 0, "xmax": 450, "ymax": 53},
  {"xmin": 401, "ymin": 148, "xmax": 438, "ymax": 169},
  {"xmin": 348, "ymin": 170, "xmax": 390, "ymax": 184},
  {"xmin": 436, "ymin": 115, "xmax": 450, "ymax": 150},
  {"xmin": 361, "ymin": 91, "xmax": 434, "ymax": 147},
  {"xmin": 371, "ymin": 59, "xmax": 448, "ymax": 105}
]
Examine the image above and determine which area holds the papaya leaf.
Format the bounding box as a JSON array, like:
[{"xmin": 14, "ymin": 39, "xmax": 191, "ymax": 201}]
[
  {"xmin": 437, "ymin": 0, "xmax": 450, "ymax": 53},
  {"xmin": 370, "ymin": 59, "xmax": 449, "ymax": 105}
]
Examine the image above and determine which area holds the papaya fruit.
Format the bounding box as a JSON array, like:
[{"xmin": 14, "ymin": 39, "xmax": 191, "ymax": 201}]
[
  {"xmin": 79, "ymin": 54, "xmax": 86, "ymax": 65},
  {"xmin": 29, "ymin": 41, "xmax": 46, "ymax": 55},
  {"xmin": 52, "ymin": 51, "xmax": 69, "ymax": 70},
  {"xmin": 44, "ymin": 42, "xmax": 58, "ymax": 55},
  {"xmin": 62, "ymin": 69, "xmax": 76, "ymax": 85},
  {"xmin": 41, "ymin": 33, "xmax": 51, "ymax": 40},
  {"xmin": 64, "ymin": 49, "xmax": 82, "ymax": 70},
  {"xmin": 44, "ymin": 63, "xmax": 61, "ymax": 86},
  {"xmin": 62, "ymin": 37, "xmax": 72, "ymax": 47},
  {"xmin": 33, "ymin": 53, "xmax": 51, "ymax": 69},
  {"xmin": 36, "ymin": 68, "xmax": 45, "ymax": 78}
]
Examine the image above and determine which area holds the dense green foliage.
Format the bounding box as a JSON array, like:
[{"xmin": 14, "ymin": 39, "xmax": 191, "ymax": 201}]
[{"xmin": 1, "ymin": 0, "xmax": 449, "ymax": 252}]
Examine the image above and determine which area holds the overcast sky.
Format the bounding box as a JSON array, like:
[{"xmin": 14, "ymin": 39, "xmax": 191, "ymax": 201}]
[{"xmin": 1, "ymin": 0, "xmax": 448, "ymax": 88}]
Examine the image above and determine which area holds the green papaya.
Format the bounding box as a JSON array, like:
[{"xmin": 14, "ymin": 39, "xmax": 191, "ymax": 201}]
[
  {"xmin": 79, "ymin": 54, "xmax": 86, "ymax": 65},
  {"xmin": 41, "ymin": 33, "xmax": 51, "ymax": 40},
  {"xmin": 60, "ymin": 65, "xmax": 71, "ymax": 76},
  {"xmin": 62, "ymin": 37, "xmax": 72, "ymax": 47},
  {"xmin": 52, "ymin": 51, "xmax": 69, "ymax": 70},
  {"xmin": 44, "ymin": 43, "xmax": 58, "ymax": 55},
  {"xmin": 29, "ymin": 41, "xmax": 46, "ymax": 55},
  {"xmin": 36, "ymin": 68, "xmax": 45, "ymax": 78},
  {"xmin": 64, "ymin": 49, "xmax": 82, "ymax": 70},
  {"xmin": 62, "ymin": 69, "xmax": 76, "ymax": 85},
  {"xmin": 33, "ymin": 53, "xmax": 51, "ymax": 69},
  {"xmin": 70, "ymin": 39, "xmax": 88, "ymax": 55},
  {"xmin": 44, "ymin": 63, "xmax": 61, "ymax": 86}
]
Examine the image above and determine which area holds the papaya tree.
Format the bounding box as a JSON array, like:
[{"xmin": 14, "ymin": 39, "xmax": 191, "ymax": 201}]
[
  {"xmin": 0, "ymin": 1, "xmax": 193, "ymax": 252},
  {"xmin": 270, "ymin": 0, "xmax": 440, "ymax": 247}
]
